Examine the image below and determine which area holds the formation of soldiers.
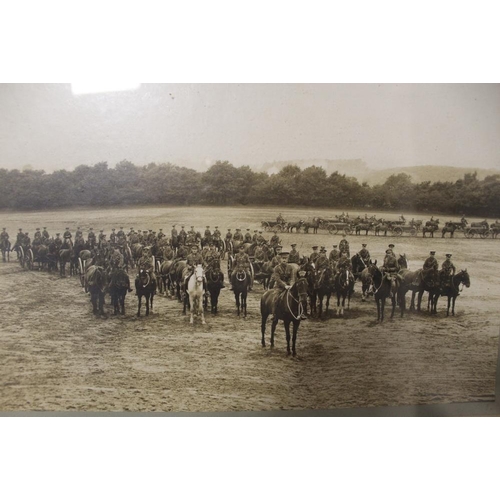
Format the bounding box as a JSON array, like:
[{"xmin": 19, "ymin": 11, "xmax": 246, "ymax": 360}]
[{"xmin": 2, "ymin": 220, "xmax": 462, "ymax": 318}]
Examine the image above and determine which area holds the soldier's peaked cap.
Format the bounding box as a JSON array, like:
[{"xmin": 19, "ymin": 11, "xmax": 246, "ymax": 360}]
[
  {"xmin": 386, "ymin": 249, "xmax": 392, "ymax": 253},
  {"xmin": 279, "ymin": 251, "xmax": 289, "ymax": 256},
  {"xmin": 362, "ymin": 244, "xmax": 367, "ymax": 247},
  {"xmin": 388, "ymin": 244, "xmax": 395, "ymax": 247},
  {"xmin": 312, "ymin": 245, "xmax": 318, "ymax": 249},
  {"xmin": 291, "ymin": 243, "xmax": 297, "ymax": 247},
  {"xmin": 36, "ymin": 227, "xmax": 40, "ymax": 230},
  {"xmin": 333, "ymin": 244, "xmax": 338, "ymax": 247},
  {"xmin": 65, "ymin": 227, "xmax": 69, "ymax": 229},
  {"xmin": 446, "ymin": 253, "xmax": 452, "ymax": 257},
  {"xmin": 430, "ymin": 251, "xmax": 436, "ymax": 254}
]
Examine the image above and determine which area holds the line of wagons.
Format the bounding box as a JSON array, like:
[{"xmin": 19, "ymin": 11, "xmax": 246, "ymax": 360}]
[{"xmin": 261, "ymin": 217, "xmax": 500, "ymax": 238}]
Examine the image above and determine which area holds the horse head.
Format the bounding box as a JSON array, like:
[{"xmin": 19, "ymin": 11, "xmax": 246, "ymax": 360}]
[
  {"xmin": 398, "ymin": 254, "xmax": 408, "ymax": 269},
  {"xmin": 193, "ymin": 264, "xmax": 204, "ymax": 284},
  {"xmin": 458, "ymin": 269, "xmax": 470, "ymax": 288}
]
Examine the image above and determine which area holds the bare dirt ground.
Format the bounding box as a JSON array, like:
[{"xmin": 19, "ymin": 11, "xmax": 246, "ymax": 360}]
[{"xmin": 0, "ymin": 205, "xmax": 498, "ymax": 412}]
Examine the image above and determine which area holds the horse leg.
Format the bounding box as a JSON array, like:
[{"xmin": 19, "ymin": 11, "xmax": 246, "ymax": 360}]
[
  {"xmin": 292, "ymin": 320, "xmax": 299, "ymax": 357},
  {"xmin": 200, "ymin": 297, "xmax": 206, "ymax": 325},
  {"xmin": 270, "ymin": 317, "xmax": 279, "ymax": 348},
  {"xmin": 340, "ymin": 294, "xmax": 345, "ymax": 316},
  {"xmin": 121, "ymin": 292, "xmax": 126, "ymax": 315},
  {"xmin": 326, "ymin": 293, "xmax": 331, "ymax": 314},
  {"xmin": 91, "ymin": 292, "xmax": 98, "ymax": 314},
  {"xmin": 417, "ymin": 290, "xmax": 424, "ymax": 312},
  {"xmin": 137, "ymin": 294, "xmax": 142, "ymax": 317},
  {"xmin": 235, "ymin": 292, "xmax": 240, "ymax": 316},
  {"xmin": 261, "ymin": 312, "xmax": 268, "ymax": 347},
  {"xmin": 150, "ymin": 293, "xmax": 154, "ymax": 312},
  {"xmin": 336, "ymin": 293, "xmax": 341, "ymax": 316},
  {"xmin": 284, "ymin": 321, "xmax": 291, "ymax": 355},
  {"xmin": 390, "ymin": 295, "xmax": 396, "ymax": 319},
  {"xmin": 452, "ymin": 295, "xmax": 456, "ymax": 316},
  {"xmin": 190, "ymin": 296, "xmax": 195, "ymax": 324},
  {"xmin": 318, "ymin": 294, "xmax": 323, "ymax": 319},
  {"xmin": 243, "ymin": 291, "xmax": 247, "ymax": 318},
  {"xmin": 145, "ymin": 293, "xmax": 150, "ymax": 316},
  {"xmin": 99, "ymin": 291, "xmax": 105, "ymax": 315}
]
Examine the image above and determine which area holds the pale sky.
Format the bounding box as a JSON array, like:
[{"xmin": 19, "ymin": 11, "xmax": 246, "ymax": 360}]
[{"xmin": 0, "ymin": 83, "xmax": 499, "ymax": 172}]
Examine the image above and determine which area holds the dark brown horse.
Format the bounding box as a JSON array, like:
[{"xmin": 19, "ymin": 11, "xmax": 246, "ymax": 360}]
[
  {"xmin": 135, "ymin": 269, "xmax": 156, "ymax": 316},
  {"xmin": 435, "ymin": 269, "xmax": 470, "ymax": 316},
  {"xmin": 204, "ymin": 262, "xmax": 225, "ymax": 314},
  {"xmin": 314, "ymin": 266, "xmax": 334, "ymax": 319},
  {"xmin": 368, "ymin": 264, "xmax": 399, "ymax": 322},
  {"xmin": 260, "ymin": 277, "xmax": 309, "ymax": 356},
  {"xmin": 231, "ymin": 269, "xmax": 250, "ymax": 317},
  {"xmin": 85, "ymin": 265, "xmax": 107, "ymax": 315},
  {"xmin": 0, "ymin": 238, "xmax": 10, "ymax": 262},
  {"xmin": 108, "ymin": 268, "xmax": 132, "ymax": 315},
  {"xmin": 334, "ymin": 269, "xmax": 355, "ymax": 316}
]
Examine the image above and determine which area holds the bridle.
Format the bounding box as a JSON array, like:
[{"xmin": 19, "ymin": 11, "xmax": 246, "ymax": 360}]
[{"xmin": 285, "ymin": 278, "xmax": 308, "ymax": 320}]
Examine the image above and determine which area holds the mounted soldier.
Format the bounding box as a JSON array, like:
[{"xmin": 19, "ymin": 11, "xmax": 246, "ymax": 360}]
[
  {"xmin": 276, "ymin": 213, "xmax": 285, "ymax": 224},
  {"xmin": 269, "ymin": 230, "xmax": 280, "ymax": 250},
  {"xmin": 288, "ymin": 243, "xmax": 300, "ymax": 264},
  {"xmin": 110, "ymin": 229, "xmax": 118, "ymax": 245},
  {"xmin": 184, "ymin": 245, "xmax": 206, "ymax": 290},
  {"xmin": 315, "ymin": 247, "xmax": 330, "ymax": 272},
  {"xmin": 98, "ymin": 230, "xmax": 107, "ymax": 249},
  {"xmin": 233, "ymin": 228, "xmax": 243, "ymax": 243},
  {"xmin": 244, "ymin": 229, "xmax": 252, "ymax": 243},
  {"xmin": 63, "ymin": 227, "xmax": 72, "ymax": 241},
  {"xmin": 256, "ymin": 231, "xmax": 266, "ymax": 245},
  {"xmin": 117, "ymin": 227, "xmax": 125, "ymax": 239},
  {"xmin": 339, "ymin": 233, "xmax": 350, "ymax": 257},
  {"xmin": 358, "ymin": 243, "xmax": 370, "ymax": 266},
  {"xmin": 225, "ymin": 228, "xmax": 233, "ymax": 242},
  {"xmin": 329, "ymin": 244, "xmax": 340, "ymax": 265},
  {"xmin": 178, "ymin": 225, "xmax": 187, "ymax": 245},
  {"xmin": 213, "ymin": 226, "xmax": 221, "ymax": 240},
  {"xmin": 251, "ymin": 229, "xmax": 258, "ymax": 243},
  {"xmin": 386, "ymin": 243, "xmax": 395, "ymax": 257},
  {"xmin": 75, "ymin": 227, "xmax": 83, "ymax": 240},
  {"xmin": 42, "ymin": 227, "xmax": 50, "ymax": 240},
  {"xmin": 1, "ymin": 228, "xmax": 9, "ymax": 243},
  {"xmin": 336, "ymin": 250, "xmax": 353, "ymax": 276},
  {"xmin": 54, "ymin": 233, "xmax": 63, "ymax": 249},
  {"xmin": 230, "ymin": 245, "xmax": 253, "ymax": 290},
  {"xmin": 204, "ymin": 226, "xmax": 212, "ymax": 243},
  {"xmin": 440, "ymin": 253, "xmax": 456, "ymax": 287},
  {"xmin": 271, "ymin": 251, "xmax": 307, "ymax": 320},
  {"xmin": 309, "ymin": 246, "xmax": 319, "ymax": 265},
  {"xmin": 34, "ymin": 228, "xmax": 42, "ymax": 240},
  {"xmin": 127, "ymin": 227, "xmax": 135, "ymax": 239},
  {"xmin": 381, "ymin": 249, "xmax": 401, "ymax": 298},
  {"xmin": 253, "ymin": 242, "xmax": 266, "ymax": 268}
]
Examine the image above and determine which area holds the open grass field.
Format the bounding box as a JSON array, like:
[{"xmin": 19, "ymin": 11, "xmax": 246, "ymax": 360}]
[{"xmin": 0, "ymin": 205, "xmax": 498, "ymax": 412}]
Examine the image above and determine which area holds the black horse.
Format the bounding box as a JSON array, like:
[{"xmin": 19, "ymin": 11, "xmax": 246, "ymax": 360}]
[
  {"xmin": 260, "ymin": 277, "xmax": 309, "ymax": 356},
  {"xmin": 109, "ymin": 268, "xmax": 132, "ymax": 315},
  {"xmin": 368, "ymin": 264, "xmax": 399, "ymax": 322},
  {"xmin": 231, "ymin": 269, "xmax": 250, "ymax": 317},
  {"xmin": 435, "ymin": 270, "xmax": 470, "ymax": 316},
  {"xmin": 135, "ymin": 269, "xmax": 156, "ymax": 316},
  {"xmin": 334, "ymin": 269, "xmax": 354, "ymax": 316},
  {"xmin": 205, "ymin": 262, "xmax": 225, "ymax": 314},
  {"xmin": 314, "ymin": 266, "xmax": 334, "ymax": 319}
]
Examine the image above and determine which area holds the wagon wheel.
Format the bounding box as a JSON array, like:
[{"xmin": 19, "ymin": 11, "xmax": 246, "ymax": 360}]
[
  {"xmin": 409, "ymin": 228, "xmax": 417, "ymax": 237},
  {"xmin": 262, "ymin": 222, "xmax": 271, "ymax": 232},
  {"xmin": 392, "ymin": 227, "xmax": 403, "ymax": 237},
  {"xmin": 468, "ymin": 229, "xmax": 477, "ymax": 238},
  {"xmin": 19, "ymin": 247, "xmax": 25, "ymax": 268},
  {"xmin": 277, "ymin": 224, "xmax": 286, "ymax": 233},
  {"xmin": 344, "ymin": 226, "xmax": 353, "ymax": 235},
  {"xmin": 480, "ymin": 230, "xmax": 490, "ymax": 239},
  {"xmin": 327, "ymin": 223, "xmax": 338, "ymax": 234}
]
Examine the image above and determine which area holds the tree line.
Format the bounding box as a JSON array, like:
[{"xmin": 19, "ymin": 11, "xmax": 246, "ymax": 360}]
[{"xmin": 1, "ymin": 160, "xmax": 499, "ymax": 217}]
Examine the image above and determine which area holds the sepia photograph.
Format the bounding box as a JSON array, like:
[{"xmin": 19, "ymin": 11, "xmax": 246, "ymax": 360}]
[{"xmin": 0, "ymin": 83, "xmax": 499, "ymax": 415}]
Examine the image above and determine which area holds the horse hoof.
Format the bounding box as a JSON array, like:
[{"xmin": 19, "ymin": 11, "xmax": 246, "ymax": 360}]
[
  {"xmin": 137, "ymin": 313, "xmax": 140, "ymax": 317},
  {"xmin": 292, "ymin": 352, "xmax": 297, "ymax": 357},
  {"xmin": 287, "ymin": 351, "xmax": 291, "ymax": 356}
]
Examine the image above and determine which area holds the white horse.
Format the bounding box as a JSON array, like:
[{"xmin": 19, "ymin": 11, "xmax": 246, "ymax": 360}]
[{"xmin": 187, "ymin": 264, "xmax": 206, "ymax": 325}]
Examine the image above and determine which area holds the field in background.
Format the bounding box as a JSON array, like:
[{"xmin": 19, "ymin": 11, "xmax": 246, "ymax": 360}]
[{"xmin": 0, "ymin": 205, "xmax": 498, "ymax": 412}]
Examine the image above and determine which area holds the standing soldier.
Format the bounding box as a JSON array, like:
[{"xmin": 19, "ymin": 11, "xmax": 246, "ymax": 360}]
[
  {"xmin": 288, "ymin": 243, "xmax": 300, "ymax": 264},
  {"xmin": 87, "ymin": 228, "xmax": 96, "ymax": 248},
  {"xmin": 230, "ymin": 245, "xmax": 253, "ymax": 290},
  {"xmin": 309, "ymin": 246, "xmax": 320, "ymax": 265},
  {"xmin": 339, "ymin": 233, "xmax": 350, "ymax": 257},
  {"xmin": 329, "ymin": 244, "xmax": 339, "ymax": 265},
  {"xmin": 440, "ymin": 253, "xmax": 456, "ymax": 286},
  {"xmin": 42, "ymin": 227, "xmax": 50, "ymax": 240},
  {"xmin": 34, "ymin": 228, "xmax": 42, "ymax": 240},
  {"xmin": 358, "ymin": 243, "xmax": 371, "ymax": 266}
]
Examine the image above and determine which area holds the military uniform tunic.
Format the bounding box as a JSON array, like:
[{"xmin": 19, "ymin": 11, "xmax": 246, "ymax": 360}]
[{"xmin": 288, "ymin": 249, "xmax": 300, "ymax": 264}]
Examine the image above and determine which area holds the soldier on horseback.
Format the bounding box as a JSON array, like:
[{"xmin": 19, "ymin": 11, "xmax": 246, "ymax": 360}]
[
  {"xmin": 381, "ymin": 249, "xmax": 401, "ymax": 298},
  {"xmin": 213, "ymin": 226, "xmax": 221, "ymax": 240},
  {"xmin": 244, "ymin": 229, "xmax": 252, "ymax": 243},
  {"xmin": 277, "ymin": 213, "xmax": 285, "ymax": 224},
  {"xmin": 184, "ymin": 245, "xmax": 206, "ymax": 291},
  {"xmin": 271, "ymin": 252, "xmax": 307, "ymax": 320},
  {"xmin": 63, "ymin": 227, "xmax": 72, "ymax": 241},
  {"xmin": 270, "ymin": 230, "xmax": 280, "ymax": 250},
  {"xmin": 233, "ymin": 228, "xmax": 243, "ymax": 243},
  {"xmin": 288, "ymin": 243, "xmax": 300, "ymax": 264},
  {"xmin": 87, "ymin": 228, "xmax": 96, "ymax": 249},
  {"xmin": 329, "ymin": 244, "xmax": 339, "ymax": 265},
  {"xmin": 339, "ymin": 233, "xmax": 350, "ymax": 257},
  {"xmin": 336, "ymin": 250, "xmax": 353, "ymax": 277},
  {"xmin": 257, "ymin": 231, "xmax": 266, "ymax": 245},
  {"xmin": 54, "ymin": 233, "xmax": 62, "ymax": 249},
  {"xmin": 358, "ymin": 243, "xmax": 371, "ymax": 266},
  {"xmin": 440, "ymin": 253, "xmax": 456, "ymax": 287},
  {"xmin": 42, "ymin": 227, "xmax": 50, "ymax": 240},
  {"xmin": 315, "ymin": 247, "xmax": 330, "ymax": 272},
  {"xmin": 386, "ymin": 243, "xmax": 395, "ymax": 256},
  {"xmin": 204, "ymin": 226, "xmax": 212, "ymax": 243},
  {"xmin": 75, "ymin": 227, "xmax": 83, "ymax": 240},
  {"xmin": 34, "ymin": 228, "xmax": 42, "ymax": 240},
  {"xmin": 309, "ymin": 246, "xmax": 319, "ymax": 265},
  {"xmin": 1, "ymin": 228, "xmax": 9, "ymax": 243},
  {"xmin": 230, "ymin": 245, "xmax": 253, "ymax": 291}
]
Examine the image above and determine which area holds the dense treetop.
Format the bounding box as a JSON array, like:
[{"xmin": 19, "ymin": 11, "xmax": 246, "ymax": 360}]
[{"xmin": 1, "ymin": 160, "xmax": 499, "ymax": 217}]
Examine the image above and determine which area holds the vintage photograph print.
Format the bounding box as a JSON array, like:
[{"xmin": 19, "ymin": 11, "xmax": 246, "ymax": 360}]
[{"xmin": 0, "ymin": 83, "xmax": 498, "ymax": 414}]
